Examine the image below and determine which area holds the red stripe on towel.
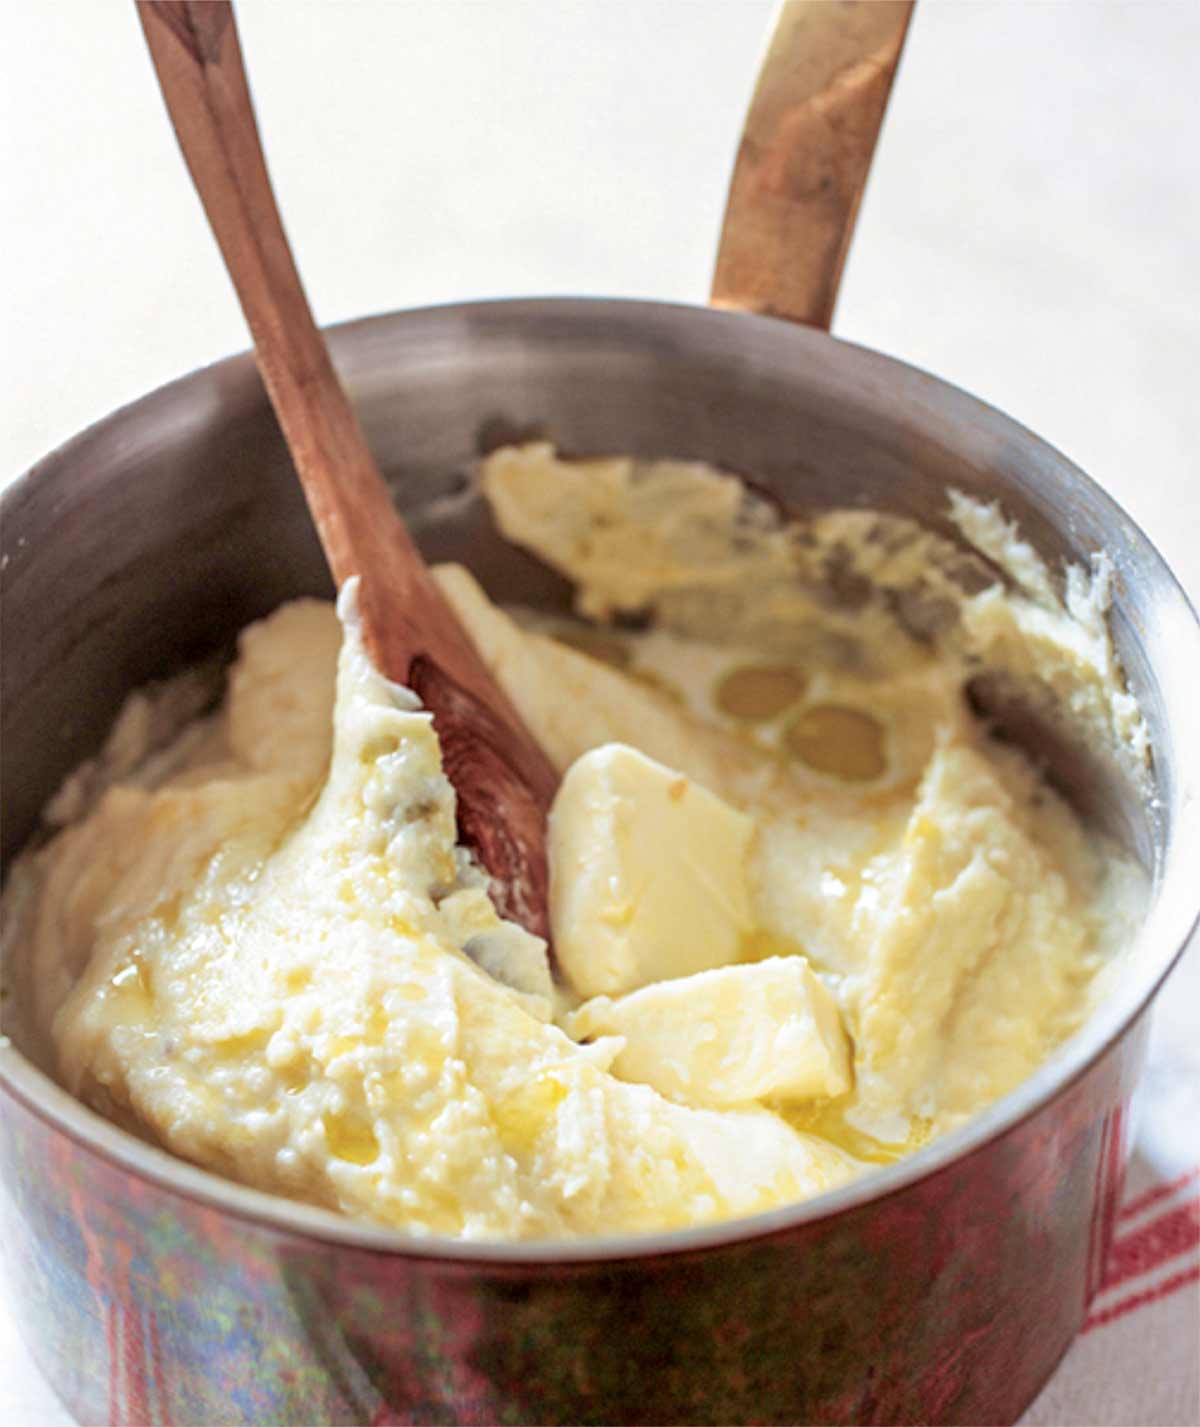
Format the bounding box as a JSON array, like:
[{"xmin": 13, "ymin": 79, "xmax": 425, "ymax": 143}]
[
  {"xmin": 1119, "ymin": 1166, "xmax": 1200, "ymax": 1221},
  {"xmin": 1102, "ymin": 1199, "xmax": 1200, "ymax": 1291},
  {"xmin": 1083, "ymin": 1264, "xmax": 1200, "ymax": 1333}
]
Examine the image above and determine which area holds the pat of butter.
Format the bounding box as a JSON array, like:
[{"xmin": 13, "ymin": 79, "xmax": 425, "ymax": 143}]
[
  {"xmin": 566, "ymin": 957, "xmax": 852, "ymax": 1106},
  {"xmin": 548, "ymin": 743, "xmax": 754, "ymax": 997}
]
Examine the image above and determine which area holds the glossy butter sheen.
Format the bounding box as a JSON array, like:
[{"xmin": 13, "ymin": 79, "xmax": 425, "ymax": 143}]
[
  {"xmin": 0, "ymin": 449, "xmax": 1146, "ymax": 1239},
  {"xmin": 8, "ymin": 590, "xmax": 856, "ymax": 1239},
  {"xmin": 548, "ymin": 743, "xmax": 756, "ymax": 997},
  {"xmin": 565, "ymin": 958, "xmax": 852, "ymax": 1106}
]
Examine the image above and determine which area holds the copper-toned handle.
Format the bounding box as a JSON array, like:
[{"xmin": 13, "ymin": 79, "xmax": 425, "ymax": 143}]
[{"xmin": 712, "ymin": 0, "xmax": 914, "ymax": 330}]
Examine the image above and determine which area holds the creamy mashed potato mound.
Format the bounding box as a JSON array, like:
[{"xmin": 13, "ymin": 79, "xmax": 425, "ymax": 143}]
[{"xmin": 1, "ymin": 445, "xmax": 1146, "ymax": 1240}]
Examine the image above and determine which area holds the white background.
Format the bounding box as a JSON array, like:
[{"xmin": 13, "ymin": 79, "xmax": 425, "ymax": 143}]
[{"xmin": 2, "ymin": 2, "xmax": 1197, "ymax": 1422}]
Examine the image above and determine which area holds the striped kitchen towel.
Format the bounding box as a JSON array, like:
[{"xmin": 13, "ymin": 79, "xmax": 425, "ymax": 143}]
[{"xmin": 1021, "ymin": 1162, "xmax": 1199, "ymax": 1425}]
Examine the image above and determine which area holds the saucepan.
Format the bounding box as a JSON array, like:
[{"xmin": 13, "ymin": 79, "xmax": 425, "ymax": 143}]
[{"xmin": 2, "ymin": 5, "xmax": 1198, "ymax": 1424}]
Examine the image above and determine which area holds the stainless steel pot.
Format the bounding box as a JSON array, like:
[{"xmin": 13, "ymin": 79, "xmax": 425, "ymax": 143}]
[{"xmin": 2, "ymin": 297, "xmax": 1199, "ymax": 1426}]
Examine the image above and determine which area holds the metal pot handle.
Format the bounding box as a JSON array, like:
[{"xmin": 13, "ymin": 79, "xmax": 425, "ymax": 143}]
[{"xmin": 711, "ymin": 0, "xmax": 913, "ymax": 330}]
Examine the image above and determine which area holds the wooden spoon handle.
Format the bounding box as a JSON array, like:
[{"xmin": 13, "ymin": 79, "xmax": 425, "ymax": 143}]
[
  {"xmin": 137, "ymin": 1, "xmax": 396, "ymax": 587},
  {"xmin": 136, "ymin": 1, "xmax": 556, "ymax": 937},
  {"xmin": 712, "ymin": 0, "xmax": 913, "ymax": 330}
]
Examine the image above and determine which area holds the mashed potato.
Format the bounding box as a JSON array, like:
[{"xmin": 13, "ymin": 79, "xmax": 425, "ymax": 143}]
[{"xmin": 0, "ymin": 446, "xmax": 1146, "ymax": 1240}]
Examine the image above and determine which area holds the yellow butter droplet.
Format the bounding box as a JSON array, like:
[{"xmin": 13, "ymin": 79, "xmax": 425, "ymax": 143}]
[
  {"xmin": 715, "ymin": 665, "xmax": 809, "ymax": 722},
  {"xmin": 364, "ymin": 1006, "xmax": 390, "ymax": 1046},
  {"xmin": 781, "ymin": 1099, "xmax": 932, "ymax": 1165},
  {"xmin": 279, "ymin": 1060, "xmax": 309, "ymax": 1095},
  {"xmin": 738, "ymin": 927, "xmax": 807, "ymax": 963},
  {"xmin": 492, "ymin": 1073, "xmax": 568, "ymax": 1154},
  {"xmin": 212, "ymin": 1028, "xmax": 271, "ymax": 1058},
  {"xmin": 784, "ymin": 704, "xmax": 886, "ymax": 782},
  {"xmin": 109, "ymin": 951, "xmax": 154, "ymax": 1000},
  {"xmin": 323, "ymin": 1111, "xmax": 380, "ymax": 1166}
]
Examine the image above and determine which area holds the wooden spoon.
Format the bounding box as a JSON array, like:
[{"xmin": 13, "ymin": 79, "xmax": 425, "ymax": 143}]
[{"xmin": 136, "ymin": 0, "xmax": 556, "ymax": 939}]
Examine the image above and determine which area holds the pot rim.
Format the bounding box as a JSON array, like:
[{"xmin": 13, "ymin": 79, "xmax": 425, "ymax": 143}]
[{"xmin": 3, "ymin": 294, "xmax": 1198, "ymax": 1267}]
